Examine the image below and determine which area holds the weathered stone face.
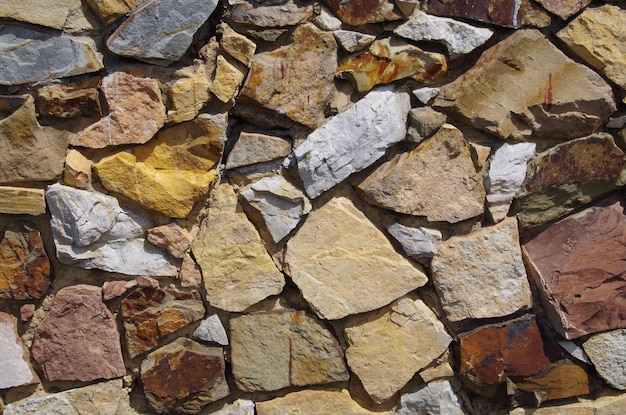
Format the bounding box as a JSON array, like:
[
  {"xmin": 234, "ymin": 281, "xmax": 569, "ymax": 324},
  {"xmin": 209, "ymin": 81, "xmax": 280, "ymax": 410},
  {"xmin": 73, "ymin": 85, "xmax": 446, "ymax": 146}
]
[
  {"xmin": 583, "ymin": 329, "xmax": 626, "ymax": 391},
  {"xmin": 255, "ymin": 389, "xmax": 385, "ymax": 415},
  {"xmin": 0, "ymin": 312, "xmax": 39, "ymax": 389},
  {"xmin": 322, "ymin": 0, "xmax": 400, "ymax": 25}
]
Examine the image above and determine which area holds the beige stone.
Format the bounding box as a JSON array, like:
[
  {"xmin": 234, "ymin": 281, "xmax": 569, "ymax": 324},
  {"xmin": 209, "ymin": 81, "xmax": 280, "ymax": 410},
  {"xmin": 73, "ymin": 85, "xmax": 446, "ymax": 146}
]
[
  {"xmin": 225, "ymin": 132, "xmax": 292, "ymax": 169},
  {"xmin": 0, "ymin": 187, "xmax": 45, "ymax": 216},
  {"xmin": 210, "ymin": 55, "xmax": 247, "ymax": 103},
  {"xmin": 85, "ymin": 0, "xmax": 142, "ymax": 24},
  {"xmin": 534, "ymin": 0, "xmax": 591, "ymax": 20},
  {"xmin": 509, "ymin": 392, "xmax": 626, "ymax": 414},
  {"xmin": 166, "ymin": 68, "xmax": 211, "ymax": 124},
  {"xmin": 345, "ymin": 296, "xmax": 452, "ymax": 403},
  {"xmin": 284, "ymin": 195, "xmax": 428, "ymax": 320},
  {"xmin": 357, "ymin": 124, "xmax": 485, "ymax": 223},
  {"xmin": 0, "ymin": 0, "xmax": 99, "ymax": 32},
  {"xmin": 255, "ymin": 389, "xmax": 387, "ymax": 415},
  {"xmin": 63, "ymin": 150, "xmax": 92, "ymax": 189},
  {"xmin": 219, "ymin": 24, "xmax": 256, "ymax": 67}
]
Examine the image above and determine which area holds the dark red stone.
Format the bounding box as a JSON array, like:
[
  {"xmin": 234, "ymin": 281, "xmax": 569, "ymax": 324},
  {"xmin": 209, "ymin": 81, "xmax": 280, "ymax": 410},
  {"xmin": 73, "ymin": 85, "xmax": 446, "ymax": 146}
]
[
  {"xmin": 322, "ymin": 0, "xmax": 401, "ymax": 25},
  {"xmin": 423, "ymin": 0, "xmax": 549, "ymax": 28}
]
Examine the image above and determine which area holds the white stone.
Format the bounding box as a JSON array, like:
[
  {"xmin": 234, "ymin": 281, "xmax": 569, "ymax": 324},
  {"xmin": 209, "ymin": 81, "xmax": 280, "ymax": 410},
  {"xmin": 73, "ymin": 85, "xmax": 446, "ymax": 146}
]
[
  {"xmin": 412, "ymin": 87, "xmax": 440, "ymax": 104},
  {"xmin": 213, "ymin": 399, "xmax": 255, "ymax": 415},
  {"xmin": 193, "ymin": 314, "xmax": 229, "ymax": 346},
  {"xmin": 394, "ymin": 11, "xmax": 493, "ymax": 59},
  {"xmin": 333, "ymin": 30, "xmax": 376, "ymax": 52},
  {"xmin": 0, "ymin": 314, "xmax": 38, "ymax": 389},
  {"xmin": 394, "ymin": 380, "xmax": 465, "ymax": 415},
  {"xmin": 313, "ymin": 6, "xmax": 342, "ymax": 30},
  {"xmin": 583, "ymin": 329, "xmax": 626, "ymax": 390},
  {"xmin": 294, "ymin": 87, "xmax": 411, "ymax": 199},
  {"xmin": 387, "ymin": 223, "xmax": 442, "ymax": 261},
  {"xmin": 485, "ymin": 142, "xmax": 536, "ymax": 223}
]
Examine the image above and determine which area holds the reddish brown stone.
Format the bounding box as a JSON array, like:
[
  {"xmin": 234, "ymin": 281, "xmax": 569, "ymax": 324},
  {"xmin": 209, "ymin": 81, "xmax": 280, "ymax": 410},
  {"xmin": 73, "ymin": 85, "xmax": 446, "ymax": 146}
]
[
  {"xmin": 179, "ymin": 253, "xmax": 202, "ymax": 288},
  {"xmin": 522, "ymin": 196, "xmax": 626, "ymax": 339},
  {"xmin": 322, "ymin": 0, "xmax": 401, "ymax": 25},
  {"xmin": 0, "ymin": 220, "xmax": 51, "ymax": 300},
  {"xmin": 535, "ymin": 0, "xmax": 591, "ymax": 20},
  {"xmin": 102, "ymin": 280, "xmax": 137, "ymax": 301},
  {"xmin": 31, "ymin": 284, "xmax": 126, "ymax": 382},
  {"xmin": 512, "ymin": 360, "xmax": 589, "ymax": 404},
  {"xmin": 147, "ymin": 223, "xmax": 190, "ymax": 259},
  {"xmin": 19, "ymin": 303, "xmax": 35, "ymax": 321}
]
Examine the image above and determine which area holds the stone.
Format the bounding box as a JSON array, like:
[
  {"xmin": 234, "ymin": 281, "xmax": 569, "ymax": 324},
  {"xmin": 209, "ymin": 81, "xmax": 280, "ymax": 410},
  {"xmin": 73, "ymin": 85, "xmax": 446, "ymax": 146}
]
[
  {"xmin": 394, "ymin": 11, "xmax": 494, "ymax": 59},
  {"xmin": 512, "ymin": 360, "xmax": 589, "ymax": 404},
  {"xmin": 255, "ymin": 389, "xmax": 386, "ymax": 415},
  {"xmin": 284, "ymin": 195, "xmax": 428, "ymax": 320},
  {"xmin": 344, "ymin": 296, "xmax": 452, "ymax": 403},
  {"xmin": 63, "ymin": 150, "xmax": 92, "ymax": 189},
  {"xmin": 239, "ymin": 175, "xmax": 312, "ymax": 243},
  {"xmin": 192, "ymin": 184, "xmax": 285, "ymax": 312},
  {"xmin": 0, "ymin": 95, "xmax": 69, "ymax": 184},
  {"xmin": 509, "ymin": 393, "xmax": 626, "ymax": 415},
  {"xmin": 37, "ymin": 84, "xmax": 101, "ymax": 119},
  {"xmin": 413, "ymin": 87, "xmax": 440, "ymax": 104},
  {"xmin": 395, "ymin": 380, "xmax": 465, "ymax": 415},
  {"xmin": 313, "ymin": 6, "xmax": 342, "ymax": 30},
  {"xmin": 387, "ymin": 223, "xmax": 442, "ymax": 261},
  {"xmin": 85, "ymin": 0, "xmax": 143, "ymax": 25},
  {"xmin": 46, "ymin": 183, "xmax": 179, "ymax": 276},
  {"xmin": 558, "ymin": 341, "xmax": 592, "ymax": 365},
  {"xmin": 337, "ymin": 37, "xmax": 447, "ymax": 93},
  {"xmin": 225, "ymin": 132, "xmax": 292, "ymax": 169},
  {"xmin": 434, "ymin": 29, "xmax": 615, "ymax": 141},
  {"xmin": 219, "ymin": 24, "xmax": 256, "ymax": 67},
  {"xmin": 357, "ymin": 124, "xmax": 485, "ymax": 223},
  {"xmin": 0, "ymin": 187, "xmax": 46, "ymax": 216},
  {"xmin": 333, "ymin": 30, "xmax": 376, "ymax": 53},
  {"xmin": 419, "ymin": 351, "xmax": 455, "ymax": 383},
  {"xmin": 0, "ymin": 0, "xmax": 98, "ymax": 32},
  {"xmin": 166, "ymin": 69, "xmax": 211, "ymax": 123},
  {"xmin": 103, "ymin": 280, "xmax": 138, "ymax": 301},
  {"xmin": 193, "ymin": 314, "xmax": 229, "ymax": 345},
  {"xmin": 486, "ymin": 143, "xmax": 536, "ymax": 223},
  {"xmin": 107, "ymin": 0, "xmax": 219, "ymax": 65},
  {"xmin": 179, "ymin": 254, "xmax": 202, "ymax": 288},
  {"xmin": 136, "ymin": 276, "xmax": 159, "ymax": 288},
  {"xmin": 557, "ymin": 5, "xmax": 626, "ymax": 90},
  {"xmin": 212, "ymin": 400, "xmax": 254, "ymax": 415},
  {"xmin": 94, "ymin": 115, "xmax": 224, "ymax": 218},
  {"xmin": 517, "ymin": 134, "xmax": 626, "ymax": 228},
  {"xmin": 0, "ymin": 220, "xmax": 51, "ymax": 300},
  {"xmin": 431, "ymin": 217, "xmax": 531, "ymax": 322},
  {"xmin": 209, "ymin": 55, "xmax": 247, "ymax": 103},
  {"xmin": 0, "ymin": 25, "xmax": 103, "ymax": 85},
  {"xmin": 141, "ymin": 338, "xmax": 229, "ymax": 414},
  {"xmin": 405, "ymin": 107, "xmax": 447, "ymax": 144},
  {"xmin": 535, "ymin": 0, "xmax": 591, "ymax": 20},
  {"xmin": 583, "ymin": 329, "xmax": 626, "ymax": 390},
  {"xmin": 31, "ymin": 285, "xmax": 125, "ymax": 382},
  {"xmin": 239, "ymin": 23, "xmax": 337, "ymax": 129},
  {"xmin": 228, "ymin": 0, "xmax": 314, "ymax": 28},
  {"xmin": 71, "ymin": 72, "xmax": 165, "ymax": 148},
  {"xmin": 19, "ymin": 304, "xmax": 36, "ymax": 322},
  {"xmin": 230, "ymin": 309, "xmax": 349, "ymax": 391},
  {"xmin": 322, "ymin": 0, "xmax": 401, "ymax": 25},
  {"xmin": 295, "ymin": 87, "xmax": 411, "ymax": 199},
  {"xmin": 147, "ymin": 223, "xmax": 190, "ymax": 259},
  {"xmin": 0, "ymin": 312, "xmax": 39, "ymax": 389},
  {"xmin": 121, "ymin": 286, "xmax": 205, "ymax": 358}
]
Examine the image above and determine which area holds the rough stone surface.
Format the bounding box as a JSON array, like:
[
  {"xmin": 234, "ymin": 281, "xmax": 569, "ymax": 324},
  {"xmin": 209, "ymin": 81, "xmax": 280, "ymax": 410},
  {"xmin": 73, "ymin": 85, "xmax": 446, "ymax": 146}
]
[
  {"xmin": 36, "ymin": 84, "xmax": 101, "ymax": 120},
  {"xmin": 256, "ymin": 389, "xmax": 386, "ymax": 415},
  {"xmin": 333, "ymin": 30, "xmax": 376, "ymax": 53},
  {"xmin": 147, "ymin": 223, "xmax": 191, "ymax": 259},
  {"xmin": 535, "ymin": 0, "xmax": 591, "ymax": 20},
  {"xmin": 71, "ymin": 71, "xmax": 165, "ymax": 148},
  {"xmin": 435, "ymin": 30, "xmax": 616, "ymax": 140},
  {"xmin": 313, "ymin": 5, "xmax": 342, "ymax": 30},
  {"xmin": 512, "ymin": 360, "xmax": 589, "ymax": 404},
  {"xmin": 179, "ymin": 253, "xmax": 202, "ymax": 288},
  {"xmin": 230, "ymin": 309, "xmax": 349, "ymax": 392},
  {"xmin": 357, "ymin": 124, "xmax": 485, "ymax": 223},
  {"xmin": 0, "ymin": 187, "xmax": 46, "ymax": 216},
  {"xmin": 228, "ymin": 0, "xmax": 314, "ymax": 28},
  {"xmin": 284, "ymin": 195, "xmax": 428, "ymax": 320},
  {"xmin": 431, "ymin": 217, "xmax": 531, "ymax": 322},
  {"xmin": 395, "ymin": 380, "xmax": 465, "ymax": 415},
  {"xmin": 295, "ymin": 87, "xmax": 411, "ymax": 199},
  {"xmin": 583, "ymin": 329, "xmax": 626, "ymax": 391},
  {"xmin": 193, "ymin": 314, "xmax": 229, "ymax": 345},
  {"xmin": 85, "ymin": 0, "xmax": 143, "ymax": 24},
  {"xmin": 191, "ymin": 184, "xmax": 285, "ymax": 312},
  {"xmin": 0, "ymin": 25, "xmax": 103, "ymax": 85},
  {"xmin": 219, "ymin": 24, "xmax": 257, "ymax": 67},
  {"xmin": 63, "ymin": 150, "xmax": 92, "ymax": 189},
  {"xmin": 394, "ymin": 11, "xmax": 494, "ymax": 59},
  {"xmin": 212, "ymin": 400, "xmax": 254, "ymax": 415},
  {"xmin": 107, "ymin": 0, "xmax": 219, "ymax": 65},
  {"xmin": 387, "ymin": 223, "xmax": 442, "ymax": 261},
  {"xmin": 141, "ymin": 338, "xmax": 229, "ymax": 414},
  {"xmin": 19, "ymin": 304, "xmax": 35, "ymax": 322},
  {"xmin": 102, "ymin": 280, "xmax": 137, "ymax": 301},
  {"xmin": 0, "ymin": 0, "xmax": 98, "ymax": 32},
  {"xmin": 166, "ymin": 68, "xmax": 211, "ymax": 123},
  {"xmin": 31, "ymin": 285, "xmax": 125, "ymax": 382},
  {"xmin": 209, "ymin": 55, "xmax": 247, "ymax": 103},
  {"xmin": 322, "ymin": 0, "xmax": 401, "ymax": 25},
  {"xmin": 344, "ymin": 296, "xmax": 452, "ymax": 403},
  {"xmin": 226, "ymin": 132, "xmax": 291, "ymax": 169},
  {"xmin": 509, "ymin": 393, "xmax": 626, "ymax": 415},
  {"xmin": 405, "ymin": 107, "xmax": 447, "ymax": 144},
  {"xmin": 46, "ymin": 184, "xmax": 179, "ymax": 276},
  {"xmin": 0, "ymin": 312, "xmax": 39, "ymax": 389},
  {"xmin": 0, "ymin": 220, "xmax": 51, "ymax": 300}
]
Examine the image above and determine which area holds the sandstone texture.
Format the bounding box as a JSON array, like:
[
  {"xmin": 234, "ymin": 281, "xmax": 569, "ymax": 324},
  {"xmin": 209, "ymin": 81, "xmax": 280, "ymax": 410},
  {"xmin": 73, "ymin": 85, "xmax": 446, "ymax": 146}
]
[
  {"xmin": 405, "ymin": 106, "xmax": 447, "ymax": 144},
  {"xmin": 86, "ymin": 0, "xmax": 143, "ymax": 24},
  {"xmin": 333, "ymin": 30, "xmax": 376, "ymax": 53},
  {"xmin": 255, "ymin": 389, "xmax": 386, "ymax": 415},
  {"xmin": 0, "ymin": 187, "xmax": 46, "ymax": 216},
  {"xmin": 583, "ymin": 329, "xmax": 626, "ymax": 391},
  {"xmin": 0, "ymin": 0, "xmax": 98, "ymax": 32},
  {"xmin": 322, "ymin": 0, "xmax": 400, "ymax": 25},
  {"xmin": 512, "ymin": 360, "xmax": 589, "ymax": 404},
  {"xmin": 147, "ymin": 223, "xmax": 190, "ymax": 259},
  {"xmin": 228, "ymin": 0, "xmax": 313, "ymax": 28},
  {"xmin": 536, "ymin": 0, "xmax": 591, "ymax": 20},
  {"xmin": 0, "ymin": 312, "xmax": 39, "ymax": 389},
  {"xmin": 63, "ymin": 150, "xmax": 92, "ymax": 189},
  {"xmin": 225, "ymin": 132, "xmax": 291, "ymax": 169}
]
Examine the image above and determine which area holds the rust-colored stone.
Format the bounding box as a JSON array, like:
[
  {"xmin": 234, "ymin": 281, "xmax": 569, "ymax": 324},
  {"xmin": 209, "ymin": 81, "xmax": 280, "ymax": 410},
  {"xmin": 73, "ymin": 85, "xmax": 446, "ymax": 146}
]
[
  {"xmin": 37, "ymin": 84, "xmax": 101, "ymax": 119},
  {"xmin": 323, "ymin": 0, "xmax": 401, "ymax": 25},
  {"xmin": 512, "ymin": 360, "xmax": 589, "ymax": 404}
]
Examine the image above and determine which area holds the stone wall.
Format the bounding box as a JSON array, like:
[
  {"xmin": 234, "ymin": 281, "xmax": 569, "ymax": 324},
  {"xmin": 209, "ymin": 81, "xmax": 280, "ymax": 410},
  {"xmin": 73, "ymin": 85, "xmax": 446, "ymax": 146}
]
[{"xmin": 1, "ymin": 0, "xmax": 626, "ymax": 414}]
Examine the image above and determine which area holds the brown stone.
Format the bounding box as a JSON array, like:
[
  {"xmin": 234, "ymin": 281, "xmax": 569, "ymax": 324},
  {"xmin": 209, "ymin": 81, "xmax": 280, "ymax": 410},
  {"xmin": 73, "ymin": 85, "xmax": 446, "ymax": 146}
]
[
  {"xmin": 63, "ymin": 149, "xmax": 92, "ymax": 189},
  {"xmin": 322, "ymin": 0, "xmax": 401, "ymax": 25},
  {"xmin": 141, "ymin": 338, "xmax": 229, "ymax": 414},
  {"xmin": 102, "ymin": 280, "xmax": 138, "ymax": 301},
  {"xmin": 147, "ymin": 223, "xmax": 190, "ymax": 259},
  {"xmin": 37, "ymin": 85, "xmax": 101, "ymax": 119},
  {"xmin": 85, "ymin": 0, "xmax": 143, "ymax": 25},
  {"xmin": 0, "ymin": 220, "xmax": 51, "ymax": 300},
  {"xmin": 31, "ymin": 284, "xmax": 126, "ymax": 382},
  {"xmin": 0, "ymin": 187, "xmax": 46, "ymax": 216},
  {"xmin": 20, "ymin": 304, "xmax": 36, "ymax": 321},
  {"xmin": 121, "ymin": 286, "xmax": 205, "ymax": 358},
  {"xmin": 535, "ymin": 0, "xmax": 591, "ymax": 20},
  {"xmin": 522, "ymin": 196, "xmax": 626, "ymax": 340},
  {"xmin": 512, "ymin": 360, "xmax": 589, "ymax": 404},
  {"xmin": 225, "ymin": 132, "xmax": 292, "ymax": 169},
  {"xmin": 179, "ymin": 253, "xmax": 202, "ymax": 288}
]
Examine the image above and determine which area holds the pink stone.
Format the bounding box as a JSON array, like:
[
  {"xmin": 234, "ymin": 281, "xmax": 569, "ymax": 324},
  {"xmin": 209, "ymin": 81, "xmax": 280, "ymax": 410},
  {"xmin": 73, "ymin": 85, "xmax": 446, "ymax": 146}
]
[
  {"xmin": 147, "ymin": 223, "xmax": 190, "ymax": 259},
  {"xmin": 179, "ymin": 253, "xmax": 202, "ymax": 288}
]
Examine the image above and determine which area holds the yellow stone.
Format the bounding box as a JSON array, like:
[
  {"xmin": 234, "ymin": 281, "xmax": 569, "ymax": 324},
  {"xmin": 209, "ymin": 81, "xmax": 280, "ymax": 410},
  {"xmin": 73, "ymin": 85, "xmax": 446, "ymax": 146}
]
[
  {"xmin": 219, "ymin": 24, "xmax": 256, "ymax": 67},
  {"xmin": 85, "ymin": 0, "xmax": 143, "ymax": 25},
  {"xmin": 166, "ymin": 70, "xmax": 211, "ymax": 124},
  {"xmin": 63, "ymin": 150, "xmax": 92, "ymax": 189},
  {"xmin": 209, "ymin": 55, "xmax": 246, "ymax": 103},
  {"xmin": 0, "ymin": 187, "xmax": 45, "ymax": 216}
]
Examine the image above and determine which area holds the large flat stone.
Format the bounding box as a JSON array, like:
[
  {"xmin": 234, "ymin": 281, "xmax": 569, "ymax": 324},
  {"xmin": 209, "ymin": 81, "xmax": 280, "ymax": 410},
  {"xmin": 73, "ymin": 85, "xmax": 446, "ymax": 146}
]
[
  {"xmin": 509, "ymin": 393, "xmax": 626, "ymax": 415},
  {"xmin": 511, "ymin": 360, "xmax": 589, "ymax": 404},
  {"xmin": 0, "ymin": 0, "xmax": 98, "ymax": 32},
  {"xmin": 256, "ymin": 389, "xmax": 388, "ymax": 415},
  {"xmin": 322, "ymin": 0, "xmax": 401, "ymax": 25},
  {"xmin": 0, "ymin": 312, "xmax": 39, "ymax": 389},
  {"xmin": 228, "ymin": 0, "xmax": 314, "ymax": 28},
  {"xmin": 0, "ymin": 187, "xmax": 46, "ymax": 216},
  {"xmin": 225, "ymin": 132, "xmax": 291, "ymax": 169}
]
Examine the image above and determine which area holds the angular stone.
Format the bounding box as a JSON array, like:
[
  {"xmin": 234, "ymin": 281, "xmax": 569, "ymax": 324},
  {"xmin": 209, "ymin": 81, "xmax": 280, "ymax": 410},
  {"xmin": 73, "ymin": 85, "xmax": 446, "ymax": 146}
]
[
  {"xmin": 46, "ymin": 184, "xmax": 179, "ymax": 276},
  {"xmin": 357, "ymin": 124, "xmax": 485, "ymax": 223},
  {"xmin": 219, "ymin": 24, "xmax": 257, "ymax": 67},
  {"xmin": 395, "ymin": 380, "xmax": 465, "ymax": 415},
  {"xmin": 228, "ymin": 0, "xmax": 314, "ymax": 28},
  {"xmin": 85, "ymin": 0, "xmax": 143, "ymax": 25},
  {"xmin": 37, "ymin": 84, "xmax": 101, "ymax": 119},
  {"xmin": 230, "ymin": 309, "xmax": 349, "ymax": 391},
  {"xmin": 512, "ymin": 360, "xmax": 589, "ymax": 404},
  {"xmin": 413, "ymin": 87, "xmax": 440, "ymax": 104},
  {"xmin": 322, "ymin": 0, "xmax": 401, "ymax": 25},
  {"xmin": 166, "ymin": 68, "xmax": 211, "ymax": 124},
  {"xmin": 536, "ymin": 0, "xmax": 591, "ymax": 20},
  {"xmin": 225, "ymin": 132, "xmax": 292, "ymax": 169},
  {"xmin": 239, "ymin": 175, "xmax": 312, "ymax": 243},
  {"xmin": 0, "ymin": 220, "xmax": 51, "ymax": 300},
  {"xmin": 333, "ymin": 30, "xmax": 376, "ymax": 53},
  {"xmin": 107, "ymin": 0, "xmax": 219, "ymax": 65},
  {"xmin": 71, "ymin": 72, "xmax": 165, "ymax": 148},
  {"xmin": 256, "ymin": 389, "xmax": 386, "ymax": 415},
  {"xmin": 31, "ymin": 285, "xmax": 125, "ymax": 382},
  {"xmin": 141, "ymin": 338, "xmax": 229, "ymax": 414},
  {"xmin": 0, "ymin": 312, "xmax": 39, "ymax": 389},
  {"xmin": 213, "ymin": 399, "xmax": 254, "ymax": 415},
  {"xmin": 63, "ymin": 150, "xmax": 92, "ymax": 189},
  {"xmin": 295, "ymin": 87, "xmax": 411, "ymax": 199},
  {"xmin": 193, "ymin": 314, "xmax": 228, "ymax": 346},
  {"xmin": 345, "ymin": 296, "xmax": 452, "ymax": 403},
  {"xmin": 313, "ymin": 6, "xmax": 342, "ymax": 30},
  {"xmin": 435, "ymin": 30, "xmax": 615, "ymax": 141},
  {"xmin": 121, "ymin": 286, "xmax": 205, "ymax": 358},
  {"xmin": 394, "ymin": 11, "xmax": 494, "ymax": 59},
  {"xmin": 405, "ymin": 107, "xmax": 447, "ymax": 144},
  {"xmin": 0, "ymin": 187, "xmax": 46, "ymax": 216},
  {"xmin": 102, "ymin": 280, "xmax": 138, "ymax": 301},
  {"xmin": 0, "ymin": 95, "xmax": 69, "ymax": 184},
  {"xmin": 284, "ymin": 195, "xmax": 428, "ymax": 320},
  {"xmin": 179, "ymin": 253, "xmax": 202, "ymax": 288},
  {"xmin": 583, "ymin": 329, "xmax": 626, "ymax": 391},
  {"xmin": 0, "ymin": 0, "xmax": 98, "ymax": 32},
  {"xmin": 557, "ymin": 5, "xmax": 626, "ymax": 90},
  {"xmin": 239, "ymin": 23, "xmax": 337, "ymax": 129},
  {"xmin": 0, "ymin": 26, "xmax": 103, "ymax": 85},
  {"xmin": 210, "ymin": 55, "xmax": 247, "ymax": 103},
  {"xmin": 486, "ymin": 143, "xmax": 536, "ymax": 223},
  {"xmin": 509, "ymin": 393, "xmax": 626, "ymax": 415},
  {"xmin": 432, "ymin": 217, "xmax": 531, "ymax": 322},
  {"xmin": 20, "ymin": 304, "xmax": 36, "ymax": 322},
  {"xmin": 192, "ymin": 184, "xmax": 285, "ymax": 312},
  {"xmin": 147, "ymin": 223, "xmax": 190, "ymax": 259},
  {"xmin": 337, "ymin": 37, "xmax": 447, "ymax": 93},
  {"xmin": 518, "ymin": 134, "xmax": 626, "ymax": 228},
  {"xmin": 387, "ymin": 223, "xmax": 442, "ymax": 261}
]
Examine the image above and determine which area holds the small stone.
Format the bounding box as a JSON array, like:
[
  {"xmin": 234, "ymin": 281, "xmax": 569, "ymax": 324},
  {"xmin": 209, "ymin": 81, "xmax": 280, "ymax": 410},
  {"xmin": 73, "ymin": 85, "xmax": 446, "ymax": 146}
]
[
  {"xmin": 535, "ymin": 0, "xmax": 591, "ymax": 20},
  {"xmin": 387, "ymin": 223, "xmax": 442, "ymax": 261},
  {"xmin": 219, "ymin": 24, "xmax": 257, "ymax": 67},
  {"xmin": 147, "ymin": 223, "xmax": 190, "ymax": 259},
  {"xmin": 193, "ymin": 314, "xmax": 228, "ymax": 345},
  {"xmin": 136, "ymin": 276, "xmax": 159, "ymax": 288},
  {"xmin": 0, "ymin": 0, "xmax": 98, "ymax": 32},
  {"xmin": 141, "ymin": 338, "xmax": 229, "ymax": 414},
  {"xmin": 255, "ymin": 389, "xmax": 385, "ymax": 415},
  {"xmin": 419, "ymin": 352, "xmax": 455, "ymax": 382},
  {"xmin": 230, "ymin": 309, "xmax": 349, "ymax": 391},
  {"xmin": 102, "ymin": 280, "xmax": 138, "ymax": 301},
  {"xmin": 121, "ymin": 286, "xmax": 205, "ymax": 358},
  {"xmin": 413, "ymin": 87, "xmax": 440, "ymax": 104},
  {"xmin": 212, "ymin": 399, "xmax": 255, "ymax": 415},
  {"xmin": 558, "ymin": 341, "xmax": 592, "ymax": 365},
  {"xmin": 312, "ymin": 6, "xmax": 342, "ymax": 30},
  {"xmin": 394, "ymin": 380, "xmax": 465, "ymax": 415},
  {"xmin": 63, "ymin": 150, "xmax": 92, "ymax": 189},
  {"xmin": 85, "ymin": 0, "xmax": 143, "ymax": 24},
  {"xmin": 179, "ymin": 254, "xmax": 202, "ymax": 288},
  {"xmin": 405, "ymin": 107, "xmax": 447, "ymax": 144},
  {"xmin": 225, "ymin": 132, "xmax": 292, "ymax": 169},
  {"xmin": 322, "ymin": 0, "xmax": 401, "ymax": 25},
  {"xmin": 31, "ymin": 285, "xmax": 126, "ymax": 382},
  {"xmin": 166, "ymin": 68, "xmax": 211, "ymax": 123},
  {"xmin": 0, "ymin": 312, "xmax": 39, "ymax": 389},
  {"xmin": 0, "ymin": 187, "xmax": 46, "ymax": 216},
  {"xmin": 333, "ymin": 30, "xmax": 376, "ymax": 53},
  {"xmin": 470, "ymin": 143, "xmax": 492, "ymax": 169},
  {"xmin": 37, "ymin": 84, "xmax": 101, "ymax": 119},
  {"xmin": 512, "ymin": 360, "xmax": 589, "ymax": 404},
  {"xmin": 295, "ymin": 87, "xmax": 411, "ymax": 199},
  {"xmin": 583, "ymin": 329, "xmax": 626, "ymax": 391},
  {"xmin": 209, "ymin": 55, "xmax": 247, "ymax": 103},
  {"xmin": 228, "ymin": 0, "xmax": 313, "ymax": 28},
  {"xmin": 19, "ymin": 304, "xmax": 35, "ymax": 322},
  {"xmin": 394, "ymin": 11, "xmax": 494, "ymax": 59}
]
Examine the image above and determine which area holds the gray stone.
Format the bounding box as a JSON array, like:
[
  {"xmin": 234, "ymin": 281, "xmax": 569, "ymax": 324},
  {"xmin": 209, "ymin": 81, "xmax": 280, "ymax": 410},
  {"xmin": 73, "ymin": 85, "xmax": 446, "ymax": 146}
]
[
  {"xmin": 212, "ymin": 399, "xmax": 255, "ymax": 415},
  {"xmin": 228, "ymin": 0, "xmax": 314, "ymax": 28},
  {"xmin": 0, "ymin": 312, "xmax": 39, "ymax": 389},
  {"xmin": 225, "ymin": 132, "xmax": 292, "ymax": 169},
  {"xmin": 406, "ymin": 107, "xmax": 447, "ymax": 144},
  {"xmin": 413, "ymin": 87, "xmax": 440, "ymax": 104},
  {"xmin": 583, "ymin": 329, "xmax": 626, "ymax": 390},
  {"xmin": 313, "ymin": 6, "xmax": 342, "ymax": 30},
  {"xmin": 333, "ymin": 30, "xmax": 376, "ymax": 52},
  {"xmin": 193, "ymin": 314, "xmax": 229, "ymax": 346},
  {"xmin": 46, "ymin": 184, "xmax": 178, "ymax": 277},
  {"xmin": 394, "ymin": 380, "xmax": 465, "ymax": 415},
  {"xmin": 387, "ymin": 223, "xmax": 442, "ymax": 261}
]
